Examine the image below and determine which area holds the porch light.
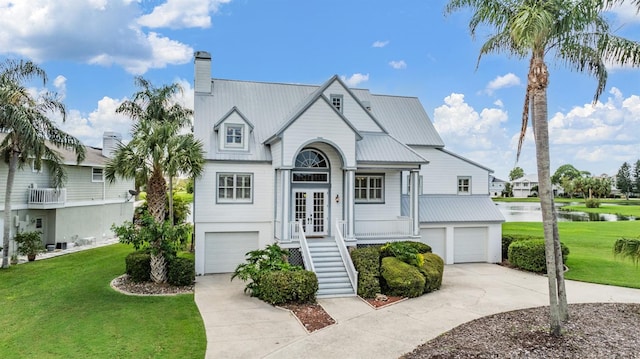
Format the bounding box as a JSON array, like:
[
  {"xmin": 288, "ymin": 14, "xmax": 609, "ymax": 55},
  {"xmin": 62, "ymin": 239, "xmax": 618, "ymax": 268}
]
[{"xmin": 335, "ymin": 194, "xmax": 340, "ymax": 203}]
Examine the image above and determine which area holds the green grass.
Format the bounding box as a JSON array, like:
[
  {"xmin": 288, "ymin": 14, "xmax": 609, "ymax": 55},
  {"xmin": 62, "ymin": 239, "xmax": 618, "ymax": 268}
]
[
  {"xmin": 0, "ymin": 244, "xmax": 205, "ymax": 358},
  {"xmin": 560, "ymin": 204, "xmax": 640, "ymax": 217},
  {"xmin": 503, "ymin": 221, "xmax": 640, "ymax": 288},
  {"xmin": 494, "ymin": 197, "xmax": 640, "ymax": 205}
]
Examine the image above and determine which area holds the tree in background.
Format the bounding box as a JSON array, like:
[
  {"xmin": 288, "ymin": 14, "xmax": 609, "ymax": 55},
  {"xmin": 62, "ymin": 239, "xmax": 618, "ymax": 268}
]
[
  {"xmin": 617, "ymin": 162, "xmax": 632, "ymax": 199},
  {"xmin": 446, "ymin": 0, "xmax": 640, "ymax": 336},
  {"xmin": 633, "ymin": 160, "xmax": 640, "ymax": 196},
  {"xmin": 508, "ymin": 167, "xmax": 524, "ymax": 181},
  {"xmin": 551, "ymin": 164, "xmax": 582, "ymax": 185},
  {"xmin": 1, "ymin": 59, "xmax": 85, "ymax": 268}
]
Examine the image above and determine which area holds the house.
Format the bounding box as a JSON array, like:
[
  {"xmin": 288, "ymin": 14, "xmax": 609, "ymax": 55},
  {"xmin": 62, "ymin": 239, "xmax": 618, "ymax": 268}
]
[
  {"xmin": 0, "ymin": 132, "xmax": 135, "ymax": 255},
  {"xmin": 511, "ymin": 174, "xmax": 538, "ymax": 198},
  {"xmin": 192, "ymin": 51, "xmax": 504, "ymax": 295},
  {"xmin": 489, "ymin": 176, "xmax": 507, "ymax": 197}
]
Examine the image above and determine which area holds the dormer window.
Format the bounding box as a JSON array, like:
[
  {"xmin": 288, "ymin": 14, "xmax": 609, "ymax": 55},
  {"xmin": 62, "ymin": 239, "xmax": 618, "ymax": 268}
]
[
  {"xmin": 225, "ymin": 124, "xmax": 244, "ymax": 148},
  {"xmin": 330, "ymin": 94, "xmax": 343, "ymax": 113}
]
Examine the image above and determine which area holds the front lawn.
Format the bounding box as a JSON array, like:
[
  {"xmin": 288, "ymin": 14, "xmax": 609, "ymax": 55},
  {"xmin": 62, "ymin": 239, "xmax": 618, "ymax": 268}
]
[
  {"xmin": 0, "ymin": 244, "xmax": 205, "ymax": 358},
  {"xmin": 503, "ymin": 221, "xmax": 640, "ymax": 289},
  {"xmin": 560, "ymin": 203, "xmax": 640, "ymax": 218}
]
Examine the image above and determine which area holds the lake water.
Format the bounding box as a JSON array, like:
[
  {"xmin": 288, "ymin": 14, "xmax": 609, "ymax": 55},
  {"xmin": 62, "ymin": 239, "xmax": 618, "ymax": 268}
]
[{"xmin": 495, "ymin": 202, "xmax": 637, "ymax": 222}]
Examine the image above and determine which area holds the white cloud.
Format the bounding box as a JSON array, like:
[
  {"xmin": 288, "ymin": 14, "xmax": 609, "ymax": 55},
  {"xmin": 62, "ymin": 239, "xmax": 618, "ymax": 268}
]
[
  {"xmin": 608, "ymin": 3, "xmax": 640, "ymax": 25},
  {"xmin": 494, "ymin": 99, "xmax": 504, "ymax": 107},
  {"xmin": 485, "ymin": 73, "xmax": 521, "ymax": 95},
  {"xmin": 137, "ymin": 0, "xmax": 232, "ymax": 29},
  {"xmin": 0, "ymin": 0, "xmax": 199, "ymax": 74},
  {"xmin": 389, "ymin": 60, "xmax": 407, "ymax": 70},
  {"xmin": 53, "ymin": 75, "xmax": 67, "ymax": 99},
  {"xmin": 341, "ymin": 73, "xmax": 369, "ymax": 87},
  {"xmin": 372, "ymin": 40, "xmax": 389, "ymax": 48}
]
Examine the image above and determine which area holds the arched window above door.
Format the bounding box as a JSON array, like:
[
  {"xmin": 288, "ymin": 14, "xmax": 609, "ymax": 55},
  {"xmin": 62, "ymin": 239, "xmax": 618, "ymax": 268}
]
[{"xmin": 295, "ymin": 149, "xmax": 328, "ymax": 168}]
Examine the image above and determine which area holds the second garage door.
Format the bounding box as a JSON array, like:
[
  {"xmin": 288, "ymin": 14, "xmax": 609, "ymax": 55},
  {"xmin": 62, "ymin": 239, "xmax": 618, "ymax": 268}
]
[
  {"xmin": 204, "ymin": 232, "xmax": 259, "ymax": 273},
  {"xmin": 453, "ymin": 227, "xmax": 487, "ymax": 263}
]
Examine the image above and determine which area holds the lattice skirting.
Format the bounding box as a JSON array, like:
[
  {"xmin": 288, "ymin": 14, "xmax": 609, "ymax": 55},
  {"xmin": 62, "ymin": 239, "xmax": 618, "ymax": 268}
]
[{"xmin": 287, "ymin": 248, "xmax": 304, "ymax": 267}]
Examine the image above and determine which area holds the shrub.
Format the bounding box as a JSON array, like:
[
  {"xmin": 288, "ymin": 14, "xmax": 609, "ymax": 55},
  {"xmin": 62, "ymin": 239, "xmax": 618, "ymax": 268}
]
[
  {"xmin": 585, "ymin": 198, "xmax": 600, "ymax": 208},
  {"xmin": 508, "ymin": 239, "xmax": 570, "ymax": 273},
  {"xmin": 380, "ymin": 241, "xmax": 430, "ymax": 267},
  {"xmin": 350, "ymin": 246, "xmax": 381, "ymax": 298},
  {"xmin": 258, "ymin": 270, "xmax": 318, "ymax": 305},
  {"xmin": 502, "ymin": 235, "xmax": 539, "ymax": 261},
  {"xmin": 613, "ymin": 238, "xmax": 640, "ymax": 266},
  {"xmin": 168, "ymin": 257, "xmax": 195, "ymax": 286},
  {"xmin": 420, "ymin": 253, "xmax": 444, "ymax": 293},
  {"xmin": 380, "ymin": 257, "xmax": 425, "ymax": 298},
  {"xmin": 126, "ymin": 251, "xmax": 151, "ymax": 282}
]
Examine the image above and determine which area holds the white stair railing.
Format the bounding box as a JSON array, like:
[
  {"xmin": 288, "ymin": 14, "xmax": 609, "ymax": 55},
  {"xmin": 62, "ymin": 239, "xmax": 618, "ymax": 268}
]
[
  {"xmin": 334, "ymin": 219, "xmax": 358, "ymax": 294},
  {"xmin": 292, "ymin": 221, "xmax": 314, "ymax": 272}
]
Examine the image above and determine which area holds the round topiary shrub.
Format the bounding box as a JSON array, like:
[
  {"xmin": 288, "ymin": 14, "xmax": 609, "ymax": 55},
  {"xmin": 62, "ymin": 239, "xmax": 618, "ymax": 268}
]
[
  {"xmin": 502, "ymin": 235, "xmax": 539, "ymax": 261},
  {"xmin": 508, "ymin": 239, "xmax": 570, "ymax": 273},
  {"xmin": 258, "ymin": 270, "xmax": 318, "ymax": 305},
  {"xmin": 420, "ymin": 253, "xmax": 444, "ymax": 293},
  {"xmin": 125, "ymin": 251, "xmax": 151, "ymax": 282},
  {"xmin": 168, "ymin": 257, "xmax": 195, "ymax": 286},
  {"xmin": 380, "ymin": 257, "xmax": 425, "ymax": 298}
]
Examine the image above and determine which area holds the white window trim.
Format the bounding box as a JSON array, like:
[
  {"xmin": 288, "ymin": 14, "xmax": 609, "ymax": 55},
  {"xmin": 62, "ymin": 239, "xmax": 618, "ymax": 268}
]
[
  {"xmin": 92, "ymin": 167, "xmax": 104, "ymax": 182},
  {"xmin": 457, "ymin": 176, "xmax": 471, "ymax": 195},
  {"xmin": 330, "ymin": 94, "xmax": 343, "ymax": 113},
  {"xmin": 224, "ymin": 124, "xmax": 244, "ymax": 149},
  {"xmin": 355, "ymin": 174, "xmax": 385, "ymax": 203},
  {"xmin": 217, "ymin": 172, "xmax": 253, "ymax": 204}
]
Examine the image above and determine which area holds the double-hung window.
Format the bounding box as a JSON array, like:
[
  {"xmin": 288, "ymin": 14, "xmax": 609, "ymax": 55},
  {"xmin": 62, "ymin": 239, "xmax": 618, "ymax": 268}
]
[
  {"xmin": 355, "ymin": 174, "xmax": 384, "ymax": 203},
  {"xmin": 217, "ymin": 173, "xmax": 252, "ymax": 203},
  {"xmin": 457, "ymin": 176, "xmax": 471, "ymax": 195},
  {"xmin": 92, "ymin": 168, "xmax": 104, "ymax": 182},
  {"xmin": 225, "ymin": 124, "xmax": 243, "ymax": 148}
]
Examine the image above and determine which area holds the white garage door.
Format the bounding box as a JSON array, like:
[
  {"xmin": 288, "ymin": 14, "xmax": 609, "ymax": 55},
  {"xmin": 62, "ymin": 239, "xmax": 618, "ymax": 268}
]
[
  {"xmin": 205, "ymin": 232, "xmax": 258, "ymax": 273},
  {"xmin": 420, "ymin": 228, "xmax": 446, "ymax": 260},
  {"xmin": 454, "ymin": 227, "xmax": 487, "ymax": 263}
]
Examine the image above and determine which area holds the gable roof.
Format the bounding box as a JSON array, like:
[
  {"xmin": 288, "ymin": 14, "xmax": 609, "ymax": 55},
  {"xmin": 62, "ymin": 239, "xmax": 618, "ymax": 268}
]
[
  {"xmin": 437, "ymin": 148, "xmax": 494, "ymax": 173},
  {"xmin": 213, "ymin": 106, "xmax": 254, "ymax": 131},
  {"xmin": 512, "ymin": 174, "xmax": 539, "ymax": 183},
  {"xmin": 356, "ymin": 132, "xmax": 427, "ymax": 164}
]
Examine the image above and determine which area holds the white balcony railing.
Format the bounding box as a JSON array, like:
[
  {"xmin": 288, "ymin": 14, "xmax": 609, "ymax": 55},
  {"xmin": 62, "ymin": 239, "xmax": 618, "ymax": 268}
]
[
  {"xmin": 28, "ymin": 188, "xmax": 66, "ymax": 206},
  {"xmin": 353, "ymin": 217, "xmax": 412, "ymax": 239}
]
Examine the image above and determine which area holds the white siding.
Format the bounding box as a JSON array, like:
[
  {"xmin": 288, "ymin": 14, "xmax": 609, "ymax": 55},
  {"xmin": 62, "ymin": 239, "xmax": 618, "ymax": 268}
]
[
  {"xmin": 323, "ymin": 82, "xmax": 382, "ymax": 132},
  {"xmin": 271, "ymin": 140, "xmax": 282, "ymax": 168},
  {"xmin": 354, "ymin": 170, "xmax": 402, "ymax": 221},
  {"xmin": 280, "ymin": 100, "xmax": 356, "ymax": 168},
  {"xmin": 194, "ymin": 95, "xmax": 214, "ymax": 158},
  {"xmin": 412, "ymin": 148, "xmax": 490, "ymax": 195},
  {"xmin": 216, "ymin": 113, "xmax": 250, "ymax": 152},
  {"xmin": 420, "ymin": 227, "xmax": 446, "ymax": 260}
]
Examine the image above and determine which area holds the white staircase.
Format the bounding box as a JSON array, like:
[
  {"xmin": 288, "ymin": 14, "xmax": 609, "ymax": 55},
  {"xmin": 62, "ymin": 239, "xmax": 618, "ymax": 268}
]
[{"xmin": 307, "ymin": 238, "xmax": 356, "ymax": 298}]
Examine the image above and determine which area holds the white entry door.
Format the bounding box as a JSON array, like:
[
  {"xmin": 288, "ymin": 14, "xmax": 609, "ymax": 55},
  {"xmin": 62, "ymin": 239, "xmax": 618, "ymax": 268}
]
[{"xmin": 293, "ymin": 189, "xmax": 328, "ymax": 236}]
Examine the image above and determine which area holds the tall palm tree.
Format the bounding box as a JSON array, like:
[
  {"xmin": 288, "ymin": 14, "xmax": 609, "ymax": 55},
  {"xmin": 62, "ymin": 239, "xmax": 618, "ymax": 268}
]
[
  {"xmin": 446, "ymin": 0, "xmax": 640, "ymax": 336},
  {"xmin": 105, "ymin": 77, "xmax": 204, "ymax": 283},
  {"xmin": 1, "ymin": 59, "xmax": 85, "ymax": 268}
]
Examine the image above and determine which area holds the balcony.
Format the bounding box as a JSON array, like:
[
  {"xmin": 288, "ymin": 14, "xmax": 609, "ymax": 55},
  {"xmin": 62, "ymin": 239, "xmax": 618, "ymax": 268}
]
[{"xmin": 28, "ymin": 188, "xmax": 66, "ymax": 209}]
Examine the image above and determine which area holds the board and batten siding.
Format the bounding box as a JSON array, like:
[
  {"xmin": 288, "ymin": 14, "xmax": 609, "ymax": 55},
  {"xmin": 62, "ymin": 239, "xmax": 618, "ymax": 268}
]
[
  {"xmin": 354, "ymin": 170, "xmax": 402, "ymax": 221},
  {"xmin": 280, "ymin": 100, "xmax": 356, "ymax": 168},
  {"xmin": 322, "ymin": 82, "xmax": 381, "ymax": 132},
  {"xmin": 412, "ymin": 147, "xmax": 490, "ymax": 195}
]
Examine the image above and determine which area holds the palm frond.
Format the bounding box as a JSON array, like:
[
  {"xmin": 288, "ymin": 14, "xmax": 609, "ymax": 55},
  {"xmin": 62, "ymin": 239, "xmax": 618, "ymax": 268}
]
[{"xmin": 613, "ymin": 238, "xmax": 640, "ymax": 266}]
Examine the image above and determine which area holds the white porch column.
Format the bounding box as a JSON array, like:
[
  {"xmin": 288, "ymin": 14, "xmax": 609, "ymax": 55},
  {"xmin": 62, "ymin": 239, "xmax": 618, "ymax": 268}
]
[
  {"xmin": 281, "ymin": 169, "xmax": 290, "ymax": 240},
  {"xmin": 346, "ymin": 169, "xmax": 355, "ymax": 239},
  {"xmin": 410, "ymin": 169, "xmax": 420, "ymax": 236}
]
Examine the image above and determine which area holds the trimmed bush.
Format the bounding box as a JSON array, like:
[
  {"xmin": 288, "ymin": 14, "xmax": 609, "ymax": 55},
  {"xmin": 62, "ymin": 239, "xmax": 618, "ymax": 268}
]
[
  {"xmin": 380, "ymin": 241, "xmax": 431, "ymax": 267},
  {"xmin": 420, "ymin": 253, "xmax": 444, "ymax": 293},
  {"xmin": 350, "ymin": 246, "xmax": 381, "ymax": 298},
  {"xmin": 585, "ymin": 198, "xmax": 601, "ymax": 208},
  {"xmin": 508, "ymin": 239, "xmax": 570, "ymax": 273},
  {"xmin": 168, "ymin": 257, "xmax": 195, "ymax": 286},
  {"xmin": 502, "ymin": 235, "xmax": 539, "ymax": 261},
  {"xmin": 380, "ymin": 257, "xmax": 425, "ymax": 298},
  {"xmin": 125, "ymin": 251, "xmax": 151, "ymax": 282},
  {"xmin": 258, "ymin": 270, "xmax": 318, "ymax": 305}
]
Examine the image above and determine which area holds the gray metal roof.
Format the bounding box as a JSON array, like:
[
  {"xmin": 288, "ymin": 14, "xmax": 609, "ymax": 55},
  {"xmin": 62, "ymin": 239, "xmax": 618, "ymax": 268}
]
[
  {"xmin": 356, "ymin": 132, "xmax": 427, "ymax": 164},
  {"xmin": 402, "ymin": 195, "xmax": 505, "ymax": 223}
]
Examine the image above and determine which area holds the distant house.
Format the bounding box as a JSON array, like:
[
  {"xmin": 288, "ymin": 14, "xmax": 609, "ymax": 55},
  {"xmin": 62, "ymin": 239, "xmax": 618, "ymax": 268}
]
[
  {"xmin": 192, "ymin": 52, "xmax": 504, "ymax": 296},
  {"xmin": 511, "ymin": 173, "xmax": 564, "ymax": 198},
  {"xmin": 0, "ymin": 132, "xmax": 134, "ymax": 254},
  {"xmin": 489, "ymin": 176, "xmax": 507, "ymax": 197}
]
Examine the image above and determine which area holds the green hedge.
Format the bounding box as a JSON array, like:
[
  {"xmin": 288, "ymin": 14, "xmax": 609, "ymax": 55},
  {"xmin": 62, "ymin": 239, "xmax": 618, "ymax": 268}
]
[
  {"xmin": 508, "ymin": 239, "xmax": 570, "ymax": 273},
  {"xmin": 380, "ymin": 241, "xmax": 432, "ymax": 267},
  {"xmin": 350, "ymin": 246, "xmax": 382, "ymax": 298},
  {"xmin": 502, "ymin": 235, "xmax": 539, "ymax": 261},
  {"xmin": 380, "ymin": 257, "xmax": 424, "ymax": 298},
  {"xmin": 420, "ymin": 253, "xmax": 444, "ymax": 293},
  {"xmin": 168, "ymin": 257, "xmax": 195, "ymax": 286},
  {"xmin": 258, "ymin": 270, "xmax": 318, "ymax": 305},
  {"xmin": 125, "ymin": 251, "xmax": 151, "ymax": 282}
]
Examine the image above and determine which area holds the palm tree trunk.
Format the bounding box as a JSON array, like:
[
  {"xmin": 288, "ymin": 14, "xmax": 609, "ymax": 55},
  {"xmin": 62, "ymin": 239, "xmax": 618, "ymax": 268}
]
[
  {"xmin": 147, "ymin": 167, "xmax": 168, "ymax": 282},
  {"xmin": 168, "ymin": 176, "xmax": 174, "ymax": 226},
  {"xmin": 2, "ymin": 151, "xmax": 19, "ymax": 268},
  {"xmin": 530, "ymin": 55, "xmax": 564, "ymax": 336},
  {"xmin": 553, "ymin": 210, "xmax": 568, "ymax": 322}
]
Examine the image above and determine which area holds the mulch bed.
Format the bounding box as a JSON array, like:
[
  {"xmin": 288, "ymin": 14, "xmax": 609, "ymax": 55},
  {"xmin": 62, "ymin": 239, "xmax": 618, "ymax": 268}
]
[{"xmin": 280, "ymin": 303, "xmax": 336, "ymax": 332}]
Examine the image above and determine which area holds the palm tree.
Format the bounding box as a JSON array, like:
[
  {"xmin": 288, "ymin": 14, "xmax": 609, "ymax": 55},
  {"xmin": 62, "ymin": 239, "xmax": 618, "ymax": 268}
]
[
  {"xmin": 105, "ymin": 77, "xmax": 204, "ymax": 283},
  {"xmin": 446, "ymin": 0, "xmax": 640, "ymax": 336},
  {"xmin": 1, "ymin": 59, "xmax": 85, "ymax": 268}
]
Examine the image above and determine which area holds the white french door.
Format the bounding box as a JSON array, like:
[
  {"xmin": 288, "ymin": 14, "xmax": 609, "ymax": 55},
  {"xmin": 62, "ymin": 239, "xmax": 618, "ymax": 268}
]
[{"xmin": 293, "ymin": 189, "xmax": 328, "ymax": 236}]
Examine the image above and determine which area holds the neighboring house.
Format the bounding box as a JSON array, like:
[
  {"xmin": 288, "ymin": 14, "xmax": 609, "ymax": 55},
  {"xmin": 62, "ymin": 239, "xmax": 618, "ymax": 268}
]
[
  {"xmin": 0, "ymin": 132, "xmax": 135, "ymax": 255},
  {"xmin": 512, "ymin": 174, "xmax": 564, "ymax": 198},
  {"xmin": 192, "ymin": 51, "xmax": 504, "ymax": 295},
  {"xmin": 489, "ymin": 176, "xmax": 507, "ymax": 197}
]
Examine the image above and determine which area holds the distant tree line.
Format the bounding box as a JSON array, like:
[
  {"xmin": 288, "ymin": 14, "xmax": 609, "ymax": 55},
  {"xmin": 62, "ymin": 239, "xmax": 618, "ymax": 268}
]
[{"xmin": 616, "ymin": 160, "xmax": 640, "ymax": 199}]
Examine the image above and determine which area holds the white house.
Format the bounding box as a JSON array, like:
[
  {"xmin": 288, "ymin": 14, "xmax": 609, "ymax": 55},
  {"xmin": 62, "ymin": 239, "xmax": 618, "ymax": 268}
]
[
  {"xmin": 0, "ymin": 132, "xmax": 135, "ymax": 255},
  {"xmin": 489, "ymin": 176, "xmax": 507, "ymax": 197},
  {"xmin": 192, "ymin": 51, "xmax": 504, "ymax": 296}
]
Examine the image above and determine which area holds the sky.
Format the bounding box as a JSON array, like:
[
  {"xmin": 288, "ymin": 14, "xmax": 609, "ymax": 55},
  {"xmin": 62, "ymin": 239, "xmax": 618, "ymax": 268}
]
[{"xmin": 1, "ymin": 0, "xmax": 639, "ymax": 181}]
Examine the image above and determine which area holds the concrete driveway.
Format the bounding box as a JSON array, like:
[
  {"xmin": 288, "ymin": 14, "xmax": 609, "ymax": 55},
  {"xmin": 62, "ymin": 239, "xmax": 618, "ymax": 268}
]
[{"xmin": 195, "ymin": 263, "xmax": 640, "ymax": 359}]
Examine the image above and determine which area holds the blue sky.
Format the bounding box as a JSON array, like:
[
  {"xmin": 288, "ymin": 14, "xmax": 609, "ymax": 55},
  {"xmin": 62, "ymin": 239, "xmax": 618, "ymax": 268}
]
[{"xmin": 1, "ymin": 0, "xmax": 639, "ymax": 180}]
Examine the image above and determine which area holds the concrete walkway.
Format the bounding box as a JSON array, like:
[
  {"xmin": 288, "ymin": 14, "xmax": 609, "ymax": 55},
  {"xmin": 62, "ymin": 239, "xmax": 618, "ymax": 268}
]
[{"xmin": 195, "ymin": 263, "xmax": 640, "ymax": 359}]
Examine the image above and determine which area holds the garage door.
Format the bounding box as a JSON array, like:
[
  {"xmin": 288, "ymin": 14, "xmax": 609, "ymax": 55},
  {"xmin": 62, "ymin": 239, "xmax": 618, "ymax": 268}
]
[
  {"xmin": 454, "ymin": 227, "xmax": 487, "ymax": 263},
  {"xmin": 204, "ymin": 232, "xmax": 259, "ymax": 273},
  {"xmin": 420, "ymin": 228, "xmax": 446, "ymax": 260}
]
